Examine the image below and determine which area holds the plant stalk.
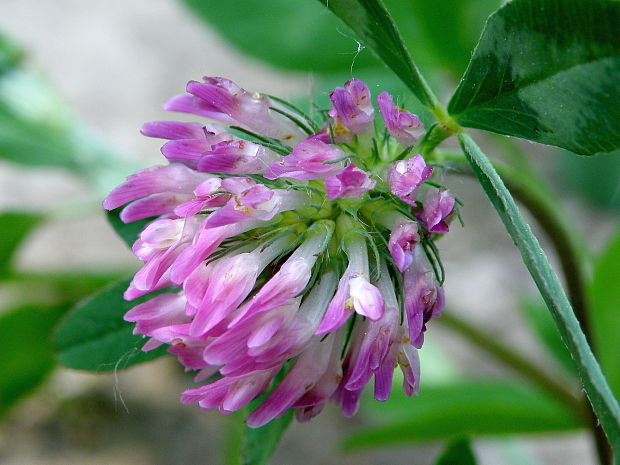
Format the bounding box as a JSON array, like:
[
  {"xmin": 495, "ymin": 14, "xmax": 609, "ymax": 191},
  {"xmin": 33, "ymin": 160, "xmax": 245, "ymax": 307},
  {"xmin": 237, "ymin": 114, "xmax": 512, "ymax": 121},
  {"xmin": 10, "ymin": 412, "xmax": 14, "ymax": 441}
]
[
  {"xmin": 437, "ymin": 149, "xmax": 613, "ymax": 463},
  {"xmin": 448, "ymin": 136, "xmax": 619, "ymax": 463}
]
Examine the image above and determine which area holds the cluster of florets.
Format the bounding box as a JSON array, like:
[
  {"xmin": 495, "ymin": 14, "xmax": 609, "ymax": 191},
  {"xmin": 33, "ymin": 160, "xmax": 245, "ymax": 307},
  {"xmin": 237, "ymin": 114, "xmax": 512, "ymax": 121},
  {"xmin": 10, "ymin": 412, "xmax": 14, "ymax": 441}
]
[{"xmin": 103, "ymin": 77, "xmax": 457, "ymax": 427}]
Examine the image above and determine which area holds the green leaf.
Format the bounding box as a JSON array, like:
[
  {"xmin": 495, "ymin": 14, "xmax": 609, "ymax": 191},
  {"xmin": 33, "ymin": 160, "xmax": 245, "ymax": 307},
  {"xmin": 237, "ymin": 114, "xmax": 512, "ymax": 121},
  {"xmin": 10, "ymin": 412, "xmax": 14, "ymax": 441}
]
[
  {"xmin": 0, "ymin": 211, "xmax": 41, "ymax": 276},
  {"xmin": 590, "ymin": 228, "xmax": 620, "ymax": 398},
  {"xmin": 345, "ymin": 380, "xmax": 583, "ymax": 449},
  {"xmin": 436, "ymin": 439, "xmax": 477, "ymax": 465},
  {"xmin": 182, "ymin": 0, "xmax": 380, "ymax": 73},
  {"xmin": 0, "ymin": 305, "xmax": 67, "ymax": 415},
  {"xmin": 521, "ymin": 298, "xmax": 576, "ymax": 376},
  {"xmin": 316, "ymin": 0, "xmax": 439, "ymax": 110},
  {"xmin": 449, "ymin": 0, "xmax": 620, "ymax": 155},
  {"xmin": 106, "ymin": 207, "xmax": 154, "ymax": 248},
  {"xmin": 240, "ymin": 410, "xmax": 293, "ymax": 465},
  {"xmin": 458, "ymin": 132, "xmax": 620, "ymax": 453},
  {"xmin": 53, "ymin": 279, "xmax": 169, "ymax": 371}
]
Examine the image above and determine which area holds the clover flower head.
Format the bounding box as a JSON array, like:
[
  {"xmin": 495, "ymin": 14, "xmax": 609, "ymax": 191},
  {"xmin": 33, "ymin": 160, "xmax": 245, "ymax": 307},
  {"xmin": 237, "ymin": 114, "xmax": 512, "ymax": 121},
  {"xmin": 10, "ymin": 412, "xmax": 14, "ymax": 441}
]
[{"xmin": 104, "ymin": 76, "xmax": 459, "ymax": 426}]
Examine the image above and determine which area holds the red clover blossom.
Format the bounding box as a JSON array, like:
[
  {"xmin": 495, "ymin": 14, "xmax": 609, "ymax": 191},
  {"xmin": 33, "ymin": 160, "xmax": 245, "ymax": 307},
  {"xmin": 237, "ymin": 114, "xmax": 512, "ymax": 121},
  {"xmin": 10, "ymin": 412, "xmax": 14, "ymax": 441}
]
[{"xmin": 103, "ymin": 77, "xmax": 458, "ymax": 426}]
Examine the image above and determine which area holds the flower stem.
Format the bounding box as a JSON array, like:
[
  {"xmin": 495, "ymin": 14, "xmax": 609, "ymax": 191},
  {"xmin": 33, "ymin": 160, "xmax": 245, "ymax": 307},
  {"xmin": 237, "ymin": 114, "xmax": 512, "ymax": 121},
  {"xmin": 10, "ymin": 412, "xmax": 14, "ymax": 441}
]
[
  {"xmin": 437, "ymin": 148, "xmax": 613, "ymax": 464},
  {"xmin": 419, "ymin": 121, "xmax": 458, "ymax": 157},
  {"xmin": 455, "ymin": 134, "xmax": 619, "ymax": 463}
]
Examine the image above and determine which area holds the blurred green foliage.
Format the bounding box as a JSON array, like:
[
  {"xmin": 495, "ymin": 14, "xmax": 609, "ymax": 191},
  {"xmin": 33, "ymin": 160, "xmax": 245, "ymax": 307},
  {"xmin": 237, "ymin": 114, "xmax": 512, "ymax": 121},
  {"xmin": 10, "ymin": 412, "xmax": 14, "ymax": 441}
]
[
  {"xmin": 0, "ymin": 305, "xmax": 68, "ymax": 416},
  {"xmin": 0, "ymin": 211, "xmax": 41, "ymax": 276},
  {"xmin": 184, "ymin": 0, "xmax": 380, "ymax": 73},
  {"xmin": 345, "ymin": 380, "xmax": 583, "ymax": 449}
]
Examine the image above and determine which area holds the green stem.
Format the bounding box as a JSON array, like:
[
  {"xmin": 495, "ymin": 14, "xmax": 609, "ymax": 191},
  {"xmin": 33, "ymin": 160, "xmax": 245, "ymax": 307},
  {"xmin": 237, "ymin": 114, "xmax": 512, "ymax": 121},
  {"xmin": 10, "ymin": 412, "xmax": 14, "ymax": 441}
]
[
  {"xmin": 457, "ymin": 132, "xmax": 620, "ymax": 458},
  {"xmin": 419, "ymin": 123, "xmax": 456, "ymax": 157},
  {"xmin": 437, "ymin": 149, "xmax": 612, "ymax": 464},
  {"xmin": 439, "ymin": 312, "xmax": 584, "ymax": 415}
]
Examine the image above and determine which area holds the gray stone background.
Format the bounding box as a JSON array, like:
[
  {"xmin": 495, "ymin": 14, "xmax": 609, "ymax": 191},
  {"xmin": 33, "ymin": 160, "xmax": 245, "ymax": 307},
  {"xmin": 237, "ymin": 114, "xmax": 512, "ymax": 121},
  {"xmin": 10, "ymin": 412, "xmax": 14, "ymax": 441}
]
[{"xmin": 0, "ymin": 0, "xmax": 614, "ymax": 464}]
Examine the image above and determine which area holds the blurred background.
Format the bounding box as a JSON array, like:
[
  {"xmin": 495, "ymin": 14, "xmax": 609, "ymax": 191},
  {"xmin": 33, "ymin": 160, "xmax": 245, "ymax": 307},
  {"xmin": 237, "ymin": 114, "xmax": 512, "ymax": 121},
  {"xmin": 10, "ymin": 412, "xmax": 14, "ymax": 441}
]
[{"xmin": 0, "ymin": 0, "xmax": 618, "ymax": 464}]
